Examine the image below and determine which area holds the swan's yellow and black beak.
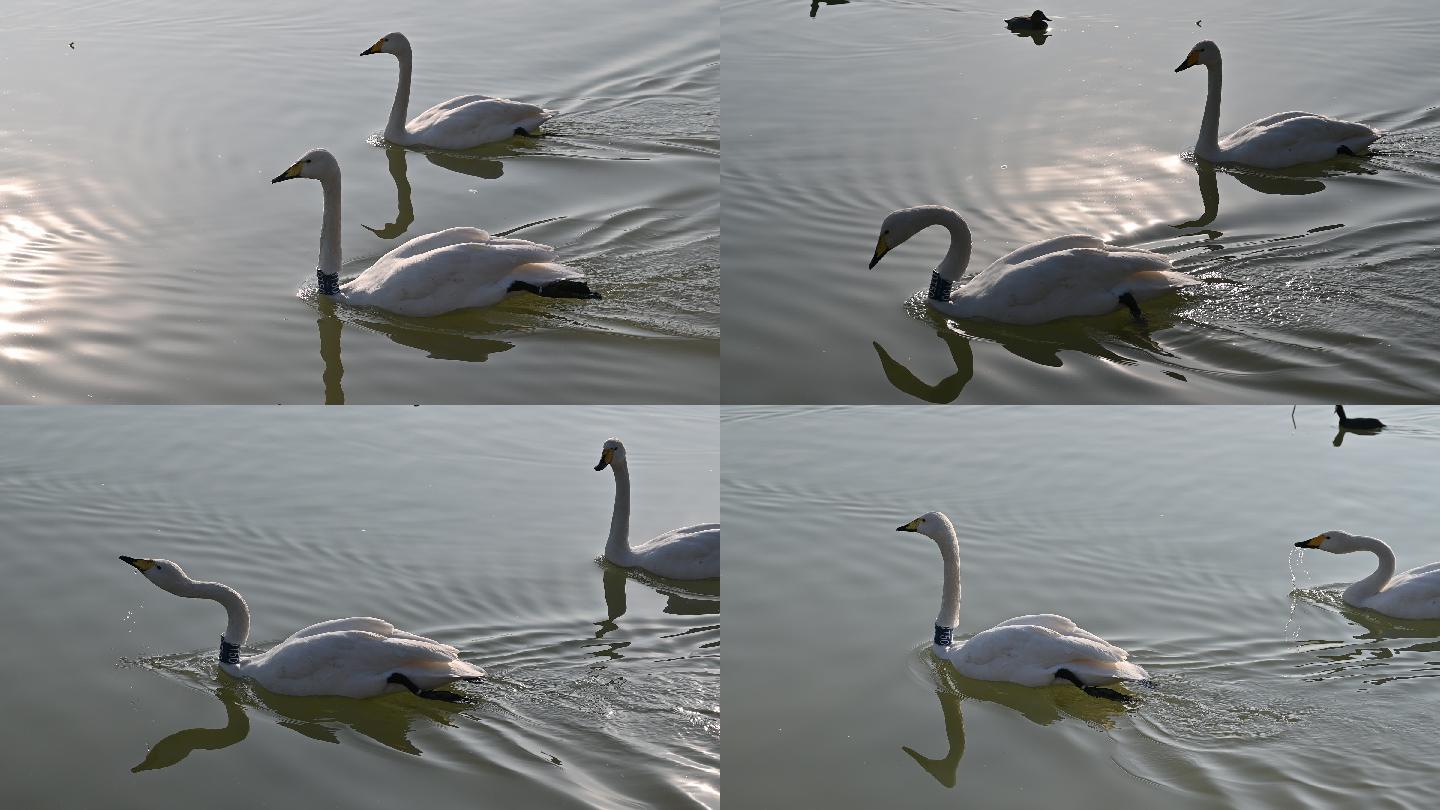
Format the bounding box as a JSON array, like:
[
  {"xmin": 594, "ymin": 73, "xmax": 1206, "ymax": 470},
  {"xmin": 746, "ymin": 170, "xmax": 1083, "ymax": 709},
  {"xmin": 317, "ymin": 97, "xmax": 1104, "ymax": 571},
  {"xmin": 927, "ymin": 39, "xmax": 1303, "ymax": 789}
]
[
  {"xmin": 362, "ymin": 38, "xmax": 386, "ymax": 56},
  {"xmin": 119, "ymin": 555, "xmax": 155, "ymax": 571},
  {"xmin": 271, "ymin": 161, "xmax": 304, "ymax": 184},
  {"xmin": 869, "ymin": 234, "xmax": 891, "ymax": 269},
  {"xmin": 1295, "ymin": 534, "xmax": 1325, "ymax": 549},
  {"xmin": 1175, "ymin": 50, "xmax": 1200, "ymax": 72},
  {"xmin": 594, "ymin": 448, "xmax": 615, "ymax": 471},
  {"xmin": 896, "ymin": 517, "xmax": 921, "ymax": 532}
]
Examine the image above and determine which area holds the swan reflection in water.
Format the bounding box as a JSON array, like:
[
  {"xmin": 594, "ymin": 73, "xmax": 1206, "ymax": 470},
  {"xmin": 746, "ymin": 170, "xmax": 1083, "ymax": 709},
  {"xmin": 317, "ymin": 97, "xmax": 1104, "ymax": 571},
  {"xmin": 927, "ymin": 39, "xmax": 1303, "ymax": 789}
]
[
  {"xmin": 1288, "ymin": 587, "xmax": 1440, "ymax": 686},
  {"xmin": 314, "ymin": 294, "xmax": 515, "ymax": 404},
  {"xmin": 873, "ymin": 309, "xmax": 1178, "ymax": 403},
  {"xmin": 588, "ymin": 564, "xmax": 719, "ymax": 658},
  {"xmin": 904, "ymin": 659, "xmax": 1130, "ymax": 787},
  {"xmin": 362, "ymin": 143, "xmax": 507, "ymax": 241},
  {"xmin": 133, "ymin": 666, "xmax": 469, "ymax": 771},
  {"xmin": 1175, "ymin": 155, "xmax": 1378, "ymax": 231}
]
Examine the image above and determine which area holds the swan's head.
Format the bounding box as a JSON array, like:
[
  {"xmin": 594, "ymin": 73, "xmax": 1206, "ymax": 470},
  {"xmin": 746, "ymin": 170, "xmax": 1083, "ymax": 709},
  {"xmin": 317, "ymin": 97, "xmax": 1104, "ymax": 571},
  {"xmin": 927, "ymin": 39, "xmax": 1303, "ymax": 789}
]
[
  {"xmin": 1175, "ymin": 40, "xmax": 1219, "ymax": 72},
  {"xmin": 271, "ymin": 148, "xmax": 340, "ymax": 184},
  {"xmin": 896, "ymin": 511, "xmax": 956, "ymax": 541},
  {"xmin": 361, "ymin": 32, "xmax": 411, "ymax": 58},
  {"xmin": 870, "ymin": 207, "xmax": 954, "ymax": 269},
  {"xmin": 1295, "ymin": 531, "xmax": 1364, "ymax": 554},
  {"xmin": 595, "ymin": 438, "xmax": 627, "ymax": 471},
  {"xmin": 119, "ymin": 556, "xmax": 194, "ymax": 595}
]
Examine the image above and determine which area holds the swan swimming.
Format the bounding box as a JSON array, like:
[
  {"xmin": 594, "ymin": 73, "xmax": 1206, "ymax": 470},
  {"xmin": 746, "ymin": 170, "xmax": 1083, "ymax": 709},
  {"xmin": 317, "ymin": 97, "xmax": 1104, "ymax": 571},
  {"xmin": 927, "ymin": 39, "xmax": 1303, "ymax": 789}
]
[
  {"xmin": 118, "ymin": 556, "xmax": 485, "ymax": 699},
  {"xmin": 272, "ymin": 148, "xmax": 599, "ymax": 316},
  {"xmin": 595, "ymin": 438, "xmax": 720, "ymax": 580},
  {"xmin": 869, "ymin": 206, "xmax": 1199, "ymax": 324},
  {"xmin": 362, "ymin": 32, "xmax": 555, "ymax": 149},
  {"xmin": 1175, "ymin": 40, "xmax": 1379, "ymax": 168},
  {"xmin": 898, "ymin": 512, "xmax": 1147, "ymax": 700},
  {"xmin": 1295, "ymin": 532, "xmax": 1440, "ymax": 619}
]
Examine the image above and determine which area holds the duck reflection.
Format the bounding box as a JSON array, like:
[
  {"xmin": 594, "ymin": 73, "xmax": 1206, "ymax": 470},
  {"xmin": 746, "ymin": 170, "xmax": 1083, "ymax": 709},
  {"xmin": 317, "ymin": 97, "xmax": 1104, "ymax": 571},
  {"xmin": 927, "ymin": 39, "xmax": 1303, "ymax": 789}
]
[
  {"xmin": 591, "ymin": 564, "xmax": 719, "ymax": 652},
  {"xmin": 1009, "ymin": 30, "xmax": 1050, "ymax": 46},
  {"xmin": 134, "ymin": 672, "xmax": 468, "ymax": 771},
  {"xmin": 874, "ymin": 310, "xmax": 1176, "ymax": 403},
  {"xmin": 809, "ymin": 0, "xmax": 849, "ymax": 18},
  {"xmin": 904, "ymin": 664, "xmax": 1130, "ymax": 787}
]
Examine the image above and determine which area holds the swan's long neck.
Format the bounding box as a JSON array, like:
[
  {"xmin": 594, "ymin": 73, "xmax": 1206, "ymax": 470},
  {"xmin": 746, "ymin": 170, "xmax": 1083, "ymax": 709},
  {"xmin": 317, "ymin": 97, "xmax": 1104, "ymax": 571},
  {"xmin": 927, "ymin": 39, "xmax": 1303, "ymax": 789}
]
[
  {"xmin": 932, "ymin": 519, "xmax": 962, "ymax": 641},
  {"xmin": 317, "ymin": 171, "xmax": 343, "ymax": 287},
  {"xmin": 1196, "ymin": 59, "xmax": 1223, "ymax": 160},
  {"xmin": 386, "ymin": 51, "xmax": 414, "ymax": 144},
  {"xmin": 1343, "ymin": 536, "xmax": 1396, "ymax": 603},
  {"xmin": 173, "ymin": 580, "xmax": 251, "ymax": 650},
  {"xmin": 606, "ymin": 459, "xmax": 634, "ymax": 563},
  {"xmin": 931, "ymin": 211, "xmax": 972, "ymax": 285}
]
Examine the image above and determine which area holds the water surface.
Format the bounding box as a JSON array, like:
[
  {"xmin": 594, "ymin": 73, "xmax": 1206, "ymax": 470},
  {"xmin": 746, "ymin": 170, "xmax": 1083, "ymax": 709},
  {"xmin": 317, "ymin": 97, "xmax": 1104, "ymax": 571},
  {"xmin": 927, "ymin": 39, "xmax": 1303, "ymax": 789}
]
[
  {"xmin": 723, "ymin": 405, "xmax": 1439, "ymax": 808},
  {"xmin": 0, "ymin": 0, "xmax": 716, "ymax": 403},
  {"xmin": 0, "ymin": 406, "xmax": 718, "ymax": 808},
  {"xmin": 723, "ymin": 0, "xmax": 1440, "ymax": 402}
]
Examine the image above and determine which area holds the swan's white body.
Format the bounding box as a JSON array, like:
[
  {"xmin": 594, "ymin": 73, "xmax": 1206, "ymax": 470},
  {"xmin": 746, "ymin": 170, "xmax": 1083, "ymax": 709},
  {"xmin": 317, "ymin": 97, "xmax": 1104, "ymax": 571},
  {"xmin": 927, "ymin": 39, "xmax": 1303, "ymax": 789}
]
[
  {"xmin": 272, "ymin": 148, "xmax": 594, "ymax": 316},
  {"xmin": 364, "ymin": 32, "xmax": 553, "ymax": 149},
  {"xmin": 596, "ymin": 438, "xmax": 720, "ymax": 581},
  {"xmin": 870, "ymin": 206, "xmax": 1199, "ymax": 325},
  {"xmin": 900, "ymin": 512, "xmax": 1147, "ymax": 689},
  {"xmin": 1176, "ymin": 40, "xmax": 1379, "ymax": 169},
  {"xmin": 119, "ymin": 558, "xmax": 485, "ymax": 698},
  {"xmin": 1298, "ymin": 531, "xmax": 1440, "ymax": 620}
]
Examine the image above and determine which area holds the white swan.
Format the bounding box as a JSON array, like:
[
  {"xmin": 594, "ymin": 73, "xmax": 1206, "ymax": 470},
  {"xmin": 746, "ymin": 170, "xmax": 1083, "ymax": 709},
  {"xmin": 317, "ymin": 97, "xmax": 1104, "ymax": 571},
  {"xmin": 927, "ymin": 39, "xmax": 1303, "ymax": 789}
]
[
  {"xmin": 362, "ymin": 32, "xmax": 554, "ymax": 149},
  {"xmin": 595, "ymin": 438, "xmax": 719, "ymax": 580},
  {"xmin": 271, "ymin": 148, "xmax": 599, "ymax": 316},
  {"xmin": 119, "ymin": 556, "xmax": 485, "ymax": 699},
  {"xmin": 898, "ymin": 512, "xmax": 1147, "ymax": 698},
  {"xmin": 869, "ymin": 206, "xmax": 1199, "ymax": 325},
  {"xmin": 1175, "ymin": 40, "xmax": 1379, "ymax": 168},
  {"xmin": 1295, "ymin": 531, "xmax": 1440, "ymax": 619}
]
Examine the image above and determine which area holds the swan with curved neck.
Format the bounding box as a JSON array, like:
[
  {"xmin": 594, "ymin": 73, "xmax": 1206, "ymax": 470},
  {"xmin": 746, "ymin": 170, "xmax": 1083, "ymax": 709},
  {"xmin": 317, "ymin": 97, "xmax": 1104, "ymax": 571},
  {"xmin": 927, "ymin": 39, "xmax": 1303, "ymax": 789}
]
[
  {"xmin": 1295, "ymin": 531, "xmax": 1440, "ymax": 619},
  {"xmin": 595, "ymin": 438, "xmax": 719, "ymax": 580},
  {"xmin": 271, "ymin": 147, "xmax": 599, "ymax": 315},
  {"xmin": 362, "ymin": 32, "xmax": 555, "ymax": 149},
  {"xmin": 869, "ymin": 206, "xmax": 1199, "ymax": 325},
  {"xmin": 896, "ymin": 512, "xmax": 1147, "ymax": 700},
  {"xmin": 118, "ymin": 556, "xmax": 485, "ymax": 699},
  {"xmin": 1175, "ymin": 40, "xmax": 1379, "ymax": 168}
]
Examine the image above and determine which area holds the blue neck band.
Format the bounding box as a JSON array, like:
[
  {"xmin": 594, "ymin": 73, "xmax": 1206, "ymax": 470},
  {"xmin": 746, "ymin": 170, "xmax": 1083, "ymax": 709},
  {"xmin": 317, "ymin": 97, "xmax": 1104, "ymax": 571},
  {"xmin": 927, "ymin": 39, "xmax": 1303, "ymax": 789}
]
[
  {"xmin": 927, "ymin": 272, "xmax": 953, "ymax": 301},
  {"xmin": 934, "ymin": 626, "xmax": 954, "ymax": 647},
  {"xmin": 219, "ymin": 637, "xmax": 240, "ymax": 665},
  {"xmin": 317, "ymin": 271, "xmax": 340, "ymax": 296}
]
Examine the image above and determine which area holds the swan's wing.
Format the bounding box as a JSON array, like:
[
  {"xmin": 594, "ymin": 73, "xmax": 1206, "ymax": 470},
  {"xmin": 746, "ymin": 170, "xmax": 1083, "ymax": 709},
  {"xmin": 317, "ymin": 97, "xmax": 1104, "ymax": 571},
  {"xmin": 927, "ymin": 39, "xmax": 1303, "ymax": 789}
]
[
  {"xmin": 986, "ymin": 235, "xmax": 1109, "ymax": 270},
  {"xmin": 1224, "ymin": 113, "xmax": 1379, "ymax": 166},
  {"xmin": 632, "ymin": 523, "xmax": 720, "ymax": 580},
  {"xmin": 375, "ymin": 227, "xmax": 500, "ymax": 262},
  {"xmin": 345, "ymin": 228, "xmax": 566, "ymax": 315},
  {"xmin": 408, "ymin": 95, "xmax": 556, "ymax": 148},
  {"xmin": 952, "ymin": 247, "xmax": 1196, "ymax": 324},
  {"xmin": 948, "ymin": 621, "xmax": 1146, "ymax": 687},
  {"xmin": 245, "ymin": 629, "xmax": 481, "ymax": 695},
  {"xmin": 284, "ymin": 616, "xmax": 397, "ymax": 642}
]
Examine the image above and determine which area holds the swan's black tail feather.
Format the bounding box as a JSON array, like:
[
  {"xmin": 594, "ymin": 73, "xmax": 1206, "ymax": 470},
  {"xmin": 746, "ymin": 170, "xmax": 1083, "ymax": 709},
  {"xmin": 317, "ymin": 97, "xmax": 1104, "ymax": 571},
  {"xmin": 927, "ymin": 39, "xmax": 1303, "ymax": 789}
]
[{"xmin": 510, "ymin": 278, "xmax": 603, "ymax": 300}]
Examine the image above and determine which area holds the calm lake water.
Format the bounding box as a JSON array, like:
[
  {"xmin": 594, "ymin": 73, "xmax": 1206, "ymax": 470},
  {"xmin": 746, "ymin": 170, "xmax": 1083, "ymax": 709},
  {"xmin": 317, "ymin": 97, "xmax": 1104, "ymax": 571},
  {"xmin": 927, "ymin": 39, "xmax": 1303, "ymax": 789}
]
[
  {"xmin": 0, "ymin": 0, "xmax": 716, "ymax": 403},
  {"xmin": 723, "ymin": 0, "xmax": 1440, "ymax": 403},
  {"xmin": 0, "ymin": 407, "xmax": 718, "ymax": 808},
  {"xmin": 723, "ymin": 406, "xmax": 1440, "ymax": 808}
]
